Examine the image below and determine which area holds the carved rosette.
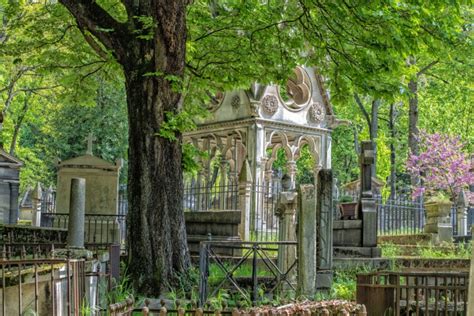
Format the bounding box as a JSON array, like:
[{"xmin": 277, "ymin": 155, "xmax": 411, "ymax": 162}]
[
  {"xmin": 308, "ymin": 102, "xmax": 325, "ymax": 123},
  {"xmin": 261, "ymin": 95, "xmax": 278, "ymax": 116},
  {"xmin": 231, "ymin": 95, "xmax": 240, "ymax": 109}
]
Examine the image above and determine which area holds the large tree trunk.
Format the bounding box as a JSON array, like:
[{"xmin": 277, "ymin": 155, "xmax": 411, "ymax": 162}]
[
  {"xmin": 59, "ymin": 0, "xmax": 191, "ymax": 295},
  {"xmin": 125, "ymin": 73, "xmax": 190, "ymax": 294},
  {"xmin": 123, "ymin": 2, "xmax": 190, "ymax": 295}
]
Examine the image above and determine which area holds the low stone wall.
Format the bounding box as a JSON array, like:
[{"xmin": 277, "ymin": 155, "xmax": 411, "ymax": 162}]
[
  {"xmin": 0, "ymin": 224, "xmax": 67, "ymax": 244},
  {"xmin": 185, "ymin": 210, "xmax": 241, "ymax": 256}
]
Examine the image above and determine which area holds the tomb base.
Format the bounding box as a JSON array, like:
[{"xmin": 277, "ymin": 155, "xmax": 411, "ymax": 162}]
[{"xmin": 334, "ymin": 246, "xmax": 381, "ymax": 258}]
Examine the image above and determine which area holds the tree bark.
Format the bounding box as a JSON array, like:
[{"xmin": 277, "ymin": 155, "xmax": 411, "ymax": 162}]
[
  {"xmin": 10, "ymin": 92, "xmax": 30, "ymax": 155},
  {"xmin": 59, "ymin": 0, "xmax": 191, "ymax": 295},
  {"xmin": 370, "ymin": 99, "xmax": 380, "ymax": 177},
  {"xmin": 388, "ymin": 102, "xmax": 397, "ymax": 199}
]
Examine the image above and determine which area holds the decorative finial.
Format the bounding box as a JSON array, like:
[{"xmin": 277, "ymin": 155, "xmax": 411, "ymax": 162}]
[{"xmin": 85, "ymin": 133, "xmax": 97, "ymax": 155}]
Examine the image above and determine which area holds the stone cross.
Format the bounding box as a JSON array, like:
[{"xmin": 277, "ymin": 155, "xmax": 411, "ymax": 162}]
[
  {"xmin": 85, "ymin": 133, "xmax": 97, "ymax": 156},
  {"xmin": 359, "ymin": 141, "xmax": 377, "ymax": 247},
  {"xmin": 359, "ymin": 141, "xmax": 375, "ymax": 198}
]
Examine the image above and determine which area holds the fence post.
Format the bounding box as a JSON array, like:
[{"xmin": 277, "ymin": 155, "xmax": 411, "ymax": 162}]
[
  {"xmin": 198, "ymin": 242, "xmax": 209, "ymax": 307},
  {"xmin": 239, "ymin": 160, "xmax": 252, "ymax": 241},
  {"xmin": 109, "ymin": 243, "xmax": 121, "ymax": 285}
]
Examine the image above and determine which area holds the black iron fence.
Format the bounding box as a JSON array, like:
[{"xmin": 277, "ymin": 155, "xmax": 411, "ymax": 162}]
[
  {"xmin": 376, "ymin": 196, "xmax": 425, "ymax": 236},
  {"xmin": 1, "ymin": 248, "xmax": 120, "ymax": 315},
  {"xmin": 40, "ymin": 189, "xmax": 56, "ymax": 213},
  {"xmin": 357, "ymin": 271, "xmax": 469, "ymax": 315},
  {"xmin": 41, "ymin": 213, "xmax": 127, "ymax": 246},
  {"xmin": 183, "ymin": 181, "xmax": 239, "ymax": 212},
  {"xmin": 252, "ymin": 183, "xmax": 280, "ymax": 242},
  {"xmin": 198, "ymin": 241, "xmax": 297, "ymax": 306},
  {"xmin": 0, "ymin": 258, "xmax": 87, "ymax": 316}
]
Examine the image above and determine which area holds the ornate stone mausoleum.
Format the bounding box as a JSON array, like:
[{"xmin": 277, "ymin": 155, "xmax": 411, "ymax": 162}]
[{"xmin": 184, "ymin": 66, "xmax": 345, "ymax": 241}]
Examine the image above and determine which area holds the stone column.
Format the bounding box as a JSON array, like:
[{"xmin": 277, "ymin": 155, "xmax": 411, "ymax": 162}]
[
  {"xmin": 359, "ymin": 141, "xmax": 377, "ymax": 247},
  {"xmin": 31, "ymin": 183, "xmax": 42, "ymax": 227},
  {"xmin": 316, "ymin": 169, "xmax": 333, "ymax": 289},
  {"xmin": 8, "ymin": 182, "xmax": 19, "ymax": 224},
  {"xmin": 67, "ymin": 178, "xmax": 86, "ymax": 248},
  {"xmin": 276, "ymin": 188, "xmax": 297, "ymax": 289},
  {"xmin": 456, "ymin": 191, "xmax": 469, "ymax": 236},
  {"xmin": 238, "ymin": 160, "xmax": 252, "ymax": 240},
  {"xmin": 297, "ymin": 184, "xmax": 317, "ymax": 297},
  {"xmin": 287, "ymin": 161, "xmax": 297, "ymax": 190}
]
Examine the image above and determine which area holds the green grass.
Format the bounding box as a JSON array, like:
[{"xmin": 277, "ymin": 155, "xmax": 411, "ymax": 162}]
[
  {"xmin": 208, "ymin": 262, "xmax": 274, "ymax": 285},
  {"xmin": 379, "ymin": 241, "xmax": 472, "ymax": 259}
]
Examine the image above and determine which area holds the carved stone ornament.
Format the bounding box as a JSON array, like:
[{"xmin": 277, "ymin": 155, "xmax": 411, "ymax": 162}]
[
  {"xmin": 285, "ymin": 67, "xmax": 311, "ymax": 108},
  {"xmin": 309, "ymin": 102, "xmax": 325, "ymax": 123},
  {"xmin": 231, "ymin": 95, "xmax": 240, "ymax": 109},
  {"xmin": 262, "ymin": 95, "xmax": 278, "ymax": 115}
]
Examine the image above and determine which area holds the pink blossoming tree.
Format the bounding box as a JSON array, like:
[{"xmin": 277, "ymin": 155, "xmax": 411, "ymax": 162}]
[{"xmin": 407, "ymin": 131, "xmax": 474, "ymax": 201}]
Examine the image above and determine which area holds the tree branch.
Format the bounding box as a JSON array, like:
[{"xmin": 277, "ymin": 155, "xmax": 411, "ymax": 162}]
[
  {"xmin": 425, "ymin": 72, "xmax": 451, "ymax": 85},
  {"xmin": 417, "ymin": 60, "xmax": 439, "ymax": 77},
  {"xmin": 353, "ymin": 93, "xmax": 372, "ymax": 134},
  {"xmin": 78, "ymin": 26, "xmax": 110, "ymax": 60},
  {"xmin": 59, "ymin": 0, "xmax": 129, "ymax": 61}
]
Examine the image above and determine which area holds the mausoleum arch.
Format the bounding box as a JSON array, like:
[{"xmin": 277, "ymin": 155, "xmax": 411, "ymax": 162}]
[{"xmin": 294, "ymin": 135, "xmax": 320, "ymax": 164}]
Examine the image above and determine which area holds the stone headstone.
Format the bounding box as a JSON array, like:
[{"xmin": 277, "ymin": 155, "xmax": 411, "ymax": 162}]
[
  {"xmin": 276, "ymin": 189, "xmax": 298, "ymax": 290},
  {"xmin": 0, "ymin": 148, "xmax": 22, "ymax": 224},
  {"xmin": 55, "ymin": 137, "xmax": 122, "ymax": 243},
  {"xmin": 56, "ymin": 144, "xmax": 121, "ymax": 215},
  {"xmin": 297, "ymin": 185, "xmax": 317, "ymax": 297},
  {"xmin": 316, "ymin": 169, "xmax": 333, "ymax": 289},
  {"xmin": 19, "ymin": 183, "xmax": 42, "ymax": 225}
]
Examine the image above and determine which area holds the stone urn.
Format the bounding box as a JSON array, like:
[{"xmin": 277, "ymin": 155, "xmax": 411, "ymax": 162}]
[
  {"xmin": 424, "ymin": 200, "xmax": 453, "ymax": 242},
  {"xmin": 339, "ymin": 202, "xmax": 358, "ymax": 220}
]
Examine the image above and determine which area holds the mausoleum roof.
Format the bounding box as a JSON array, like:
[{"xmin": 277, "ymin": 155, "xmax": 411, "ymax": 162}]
[
  {"xmin": 58, "ymin": 154, "xmax": 121, "ymax": 171},
  {"xmin": 196, "ymin": 66, "xmax": 345, "ymax": 131},
  {"xmin": 0, "ymin": 148, "xmax": 23, "ymax": 168}
]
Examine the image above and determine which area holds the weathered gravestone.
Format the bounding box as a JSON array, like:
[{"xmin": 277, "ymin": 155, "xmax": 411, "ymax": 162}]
[
  {"xmin": 0, "ymin": 148, "xmax": 22, "ymax": 224},
  {"xmin": 55, "ymin": 134, "xmax": 122, "ymax": 243},
  {"xmin": 316, "ymin": 169, "xmax": 334, "ymax": 289},
  {"xmin": 276, "ymin": 175, "xmax": 298, "ymax": 290},
  {"xmin": 297, "ymin": 184, "xmax": 317, "ymax": 297},
  {"xmin": 19, "ymin": 183, "xmax": 42, "ymax": 225},
  {"xmin": 333, "ymin": 141, "xmax": 381, "ymax": 258}
]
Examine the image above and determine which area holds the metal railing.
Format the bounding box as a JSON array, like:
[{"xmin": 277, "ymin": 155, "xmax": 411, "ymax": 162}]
[
  {"xmin": 198, "ymin": 241, "xmax": 297, "ymax": 306},
  {"xmin": 183, "ymin": 182, "xmax": 239, "ymax": 212},
  {"xmin": 357, "ymin": 271, "xmax": 469, "ymax": 315},
  {"xmin": 377, "ymin": 196, "xmax": 425, "ymax": 236},
  {"xmin": 41, "ymin": 213, "xmax": 127, "ymax": 245},
  {"xmin": 252, "ymin": 183, "xmax": 280, "ymax": 242},
  {"xmin": 0, "ymin": 258, "xmax": 86, "ymax": 316}
]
